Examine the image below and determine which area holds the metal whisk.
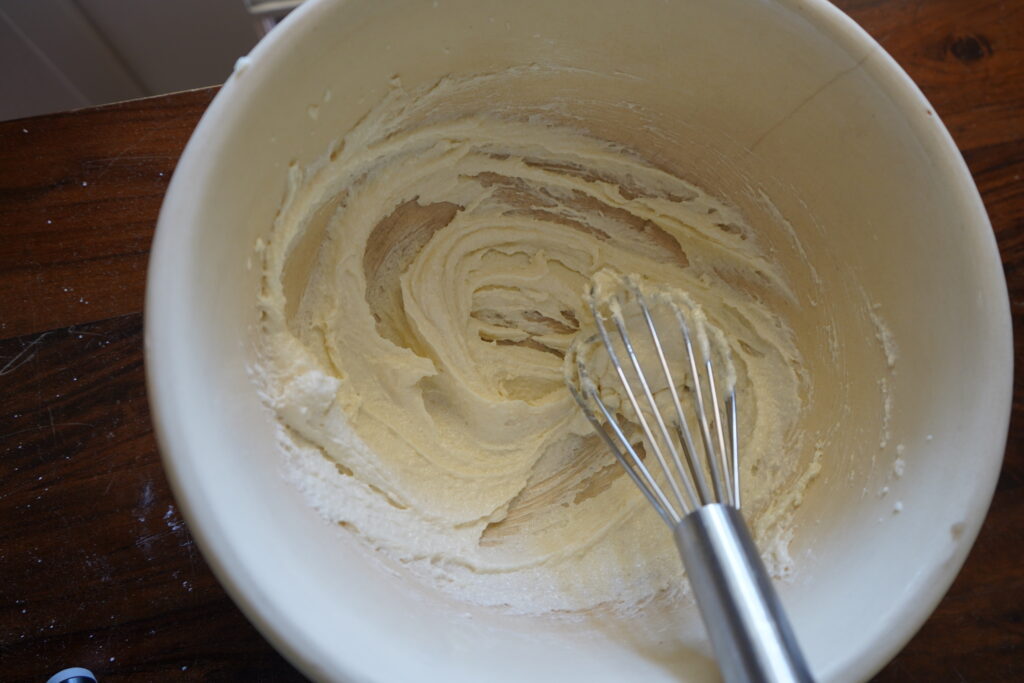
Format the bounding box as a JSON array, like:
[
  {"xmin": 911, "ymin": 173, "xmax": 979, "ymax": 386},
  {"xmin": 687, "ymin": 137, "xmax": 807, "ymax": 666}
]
[{"xmin": 566, "ymin": 274, "xmax": 813, "ymax": 683}]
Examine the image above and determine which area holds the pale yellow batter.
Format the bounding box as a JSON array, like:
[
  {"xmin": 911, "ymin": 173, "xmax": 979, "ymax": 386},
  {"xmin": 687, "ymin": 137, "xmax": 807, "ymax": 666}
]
[{"xmin": 255, "ymin": 73, "xmax": 811, "ymax": 614}]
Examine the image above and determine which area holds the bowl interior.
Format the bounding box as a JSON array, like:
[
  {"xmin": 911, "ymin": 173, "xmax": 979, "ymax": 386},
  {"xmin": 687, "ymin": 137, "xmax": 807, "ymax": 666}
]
[{"xmin": 146, "ymin": 0, "xmax": 1011, "ymax": 681}]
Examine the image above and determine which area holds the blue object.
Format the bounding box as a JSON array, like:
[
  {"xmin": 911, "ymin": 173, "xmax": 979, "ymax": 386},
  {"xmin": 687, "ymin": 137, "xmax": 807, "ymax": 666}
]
[{"xmin": 46, "ymin": 668, "xmax": 97, "ymax": 683}]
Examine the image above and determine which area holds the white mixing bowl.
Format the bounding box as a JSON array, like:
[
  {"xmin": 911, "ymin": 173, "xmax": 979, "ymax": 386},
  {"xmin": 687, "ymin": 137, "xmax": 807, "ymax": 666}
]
[{"xmin": 146, "ymin": 0, "xmax": 1012, "ymax": 680}]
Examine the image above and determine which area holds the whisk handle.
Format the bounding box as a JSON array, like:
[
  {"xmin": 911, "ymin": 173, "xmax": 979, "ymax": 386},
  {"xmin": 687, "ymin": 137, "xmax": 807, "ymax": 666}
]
[{"xmin": 674, "ymin": 503, "xmax": 814, "ymax": 683}]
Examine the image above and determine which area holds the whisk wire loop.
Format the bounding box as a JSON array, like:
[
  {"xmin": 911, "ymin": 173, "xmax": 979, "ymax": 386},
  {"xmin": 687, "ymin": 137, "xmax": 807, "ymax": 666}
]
[
  {"xmin": 572, "ymin": 287, "xmax": 741, "ymax": 524},
  {"xmin": 567, "ymin": 278, "xmax": 814, "ymax": 682},
  {"xmin": 671, "ymin": 304, "xmax": 736, "ymax": 509},
  {"xmin": 588, "ymin": 299, "xmax": 695, "ymax": 517},
  {"xmin": 704, "ymin": 358, "xmax": 733, "ymax": 505},
  {"xmin": 569, "ymin": 377, "xmax": 678, "ymax": 526},
  {"xmin": 608, "ymin": 299, "xmax": 702, "ymax": 513},
  {"xmin": 631, "ymin": 284, "xmax": 715, "ymax": 507},
  {"xmin": 729, "ymin": 392, "xmax": 740, "ymax": 509}
]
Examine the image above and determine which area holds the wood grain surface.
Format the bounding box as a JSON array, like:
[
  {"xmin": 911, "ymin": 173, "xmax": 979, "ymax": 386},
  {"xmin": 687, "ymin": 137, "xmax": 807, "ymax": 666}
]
[{"xmin": 1, "ymin": 2, "xmax": 1021, "ymax": 681}]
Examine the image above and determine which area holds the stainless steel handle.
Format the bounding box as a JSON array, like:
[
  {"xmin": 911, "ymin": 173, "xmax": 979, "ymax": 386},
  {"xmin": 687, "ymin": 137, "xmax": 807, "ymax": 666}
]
[{"xmin": 674, "ymin": 503, "xmax": 814, "ymax": 683}]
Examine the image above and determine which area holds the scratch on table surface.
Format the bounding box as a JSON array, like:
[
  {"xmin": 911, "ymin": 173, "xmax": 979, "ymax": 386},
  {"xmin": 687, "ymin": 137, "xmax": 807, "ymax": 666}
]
[
  {"xmin": 0, "ymin": 422, "xmax": 94, "ymax": 443},
  {"xmin": 90, "ymin": 128, "xmax": 161, "ymax": 182},
  {"xmin": 136, "ymin": 529, "xmax": 175, "ymax": 550},
  {"xmin": 0, "ymin": 331, "xmax": 50, "ymax": 376},
  {"xmin": 67, "ymin": 325, "xmax": 112, "ymax": 339},
  {"xmin": 135, "ymin": 505, "xmax": 193, "ymax": 562}
]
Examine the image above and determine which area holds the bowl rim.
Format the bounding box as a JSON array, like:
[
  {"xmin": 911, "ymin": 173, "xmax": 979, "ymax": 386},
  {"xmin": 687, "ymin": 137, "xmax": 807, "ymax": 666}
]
[{"xmin": 145, "ymin": 0, "xmax": 1013, "ymax": 681}]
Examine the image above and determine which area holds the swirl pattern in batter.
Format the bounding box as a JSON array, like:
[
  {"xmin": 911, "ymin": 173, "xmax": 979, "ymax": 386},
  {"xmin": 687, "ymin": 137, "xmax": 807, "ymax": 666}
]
[{"xmin": 255, "ymin": 74, "xmax": 809, "ymax": 614}]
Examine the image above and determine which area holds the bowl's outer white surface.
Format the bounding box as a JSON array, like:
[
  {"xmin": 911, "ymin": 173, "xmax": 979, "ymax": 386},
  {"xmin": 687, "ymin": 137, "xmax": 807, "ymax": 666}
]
[{"xmin": 145, "ymin": 0, "xmax": 1012, "ymax": 681}]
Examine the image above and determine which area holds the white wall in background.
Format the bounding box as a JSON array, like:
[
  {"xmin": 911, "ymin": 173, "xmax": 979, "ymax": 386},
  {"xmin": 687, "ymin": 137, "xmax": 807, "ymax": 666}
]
[
  {"xmin": 77, "ymin": 0, "xmax": 260, "ymax": 94},
  {"xmin": 0, "ymin": 0, "xmax": 263, "ymax": 122},
  {"xmin": 0, "ymin": 1, "xmax": 145, "ymax": 119}
]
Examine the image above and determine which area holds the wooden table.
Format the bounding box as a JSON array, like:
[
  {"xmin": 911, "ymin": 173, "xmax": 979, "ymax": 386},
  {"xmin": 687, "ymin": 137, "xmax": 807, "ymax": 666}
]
[{"xmin": 1, "ymin": 1, "xmax": 1021, "ymax": 680}]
